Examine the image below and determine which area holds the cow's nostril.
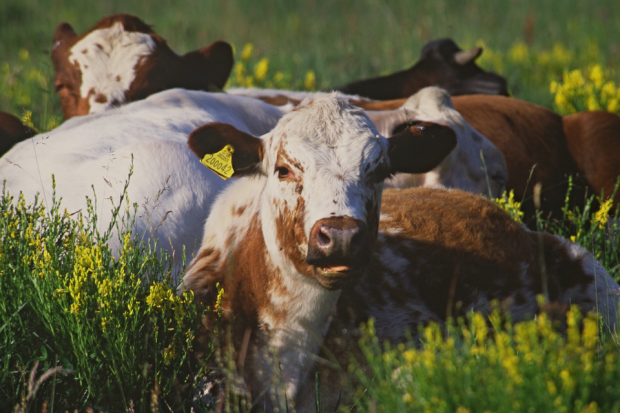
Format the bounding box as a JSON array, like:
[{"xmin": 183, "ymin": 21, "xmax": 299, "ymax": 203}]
[{"xmin": 317, "ymin": 228, "xmax": 332, "ymax": 248}]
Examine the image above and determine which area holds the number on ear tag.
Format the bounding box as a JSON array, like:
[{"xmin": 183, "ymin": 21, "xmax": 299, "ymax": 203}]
[{"xmin": 200, "ymin": 144, "xmax": 235, "ymax": 180}]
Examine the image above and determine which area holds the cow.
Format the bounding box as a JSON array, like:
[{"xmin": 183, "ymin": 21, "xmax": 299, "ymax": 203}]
[
  {"xmin": 181, "ymin": 93, "xmax": 619, "ymax": 412},
  {"xmin": 0, "ymin": 112, "xmax": 36, "ymax": 156},
  {"xmin": 0, "ymin": 89, "xmax": 287, "ymax": 265},
  {"xmin": 49, "ymin": 15, "xmax": 507, "ymax": 119},
  {"xmin": 563, "ymin": 110, "xmax": 620, "ymax": 208},
  {"xmin": 364, "ymin": 87, "xmax": 507, "ymax": 198},
  {"xmin": 51, "ymin": 14, "xmax": 233, "ymax": 119},
  {"xmin": 333, "ymin": 38, "xmax": 509, "ymax": 99}
]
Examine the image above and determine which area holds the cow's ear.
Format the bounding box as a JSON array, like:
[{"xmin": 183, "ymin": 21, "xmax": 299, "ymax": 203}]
[
  {"xmin": 181, "ymin": 41, "xmax": 234, "ymax": 91},
  {"xmin": 52, "ymin": 22, "xmax": 77, "ymax": 46},
  {"xmin": 387, "ymin": 122, "xmax": 456, "ymax": 174},
  {"xmin": 188, "ymin": 122, "xmax": 263, "ymax": 177}
]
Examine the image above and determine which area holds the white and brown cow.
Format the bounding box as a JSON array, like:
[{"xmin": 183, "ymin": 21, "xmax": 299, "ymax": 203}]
[
  {"xmin": 0, "ymin": 89, "xmax": 287, "ymax": 266},
  {"xmin": 182, "ymin": 93, "xmax": 619, "ymax": 412},
  {"xmin": 52, "ymin": 14, "xmax": 233, "ymax": 119},
  {"xmin": 365, "ymin": 87, "xmax": 507, "ymax": 197}
]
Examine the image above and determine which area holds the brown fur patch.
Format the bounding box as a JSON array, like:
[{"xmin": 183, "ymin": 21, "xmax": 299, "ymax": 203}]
[
  {"xmin": 563, "ymin": 111, "xmax": 620, "ymax": 208},
  {"xmin": 452, "ymin": 95, "xmax": 591, "ymax": 224}
]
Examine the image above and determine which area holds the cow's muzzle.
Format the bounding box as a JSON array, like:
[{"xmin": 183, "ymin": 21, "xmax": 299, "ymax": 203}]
[{"xmin": 306, "ymin": 216, "xmax": 371, "ymax": 290}]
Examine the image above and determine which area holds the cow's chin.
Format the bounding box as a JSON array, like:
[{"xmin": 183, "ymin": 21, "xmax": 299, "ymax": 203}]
[{"xmin": 313, "ymin": 266, "xmax": 363, "ymax": 290}]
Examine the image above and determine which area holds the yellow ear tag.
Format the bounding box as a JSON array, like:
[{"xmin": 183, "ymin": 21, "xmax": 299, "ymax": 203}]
[{"xmin": 200, "ymin": 144, "xmax": 235, "ymax": 180}]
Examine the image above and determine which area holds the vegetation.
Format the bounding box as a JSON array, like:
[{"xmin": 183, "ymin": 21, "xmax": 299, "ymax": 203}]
[
  {"xmin": 0, "ymin": 179, "xmax": 210, "ymax": 412},
  {"xmin": 2, "ymin": 0, "xmax": 620, "ymax": 411}
]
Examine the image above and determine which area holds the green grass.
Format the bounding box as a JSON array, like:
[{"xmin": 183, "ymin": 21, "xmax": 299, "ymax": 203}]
[
  {"xmin": 2, "ymin": 0, "xmax": 620, "ymax": 130},
  {"xmin": 0, "ymin": 177, "xmax": 212, "ymax": 412}
]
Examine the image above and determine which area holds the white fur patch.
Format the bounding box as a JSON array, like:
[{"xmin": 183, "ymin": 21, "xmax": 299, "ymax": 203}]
[{"xmin": 69, "ymin": 22, "xmax": 156, "ymax": 114}]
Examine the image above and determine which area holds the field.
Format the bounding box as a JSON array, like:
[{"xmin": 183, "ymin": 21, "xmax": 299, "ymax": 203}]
[{"xmin": 2, "ymin": 0, "xmax": 620, "ymax": 412}]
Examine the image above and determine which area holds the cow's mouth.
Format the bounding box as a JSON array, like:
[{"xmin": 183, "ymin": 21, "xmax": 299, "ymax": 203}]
[{"xmin": 314, "ymin": 265, "xmax": 363, "ymax": 290}]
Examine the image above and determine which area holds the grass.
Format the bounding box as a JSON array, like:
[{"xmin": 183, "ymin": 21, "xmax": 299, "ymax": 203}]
[
  {"xmin": 2, "ymin": 0, "xmax": 620, "ymax": 411},
  {"xmin": 2, "ymin": 0, "xmax": 620, "ymax": 129},
  {"xmin": 0, "ymin": 177, "xmax": 212, "ymax": 412}
]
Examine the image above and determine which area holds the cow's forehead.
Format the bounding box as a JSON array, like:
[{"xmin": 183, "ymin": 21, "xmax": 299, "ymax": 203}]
[
  {"xmin": 69, "ymin": 21, "xmax": 156, "ymax": 113},
  {"xmin": 265, "ymin": 94, "xmax": 387, "ymax": 172}
]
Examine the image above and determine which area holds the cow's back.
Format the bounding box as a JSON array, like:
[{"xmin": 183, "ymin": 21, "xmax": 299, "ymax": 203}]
[
  {"xmin": 338, "ymin": 188, "xmax": 617, "ymax": 343},
  {"xmin": 563, "ymin": 111, "xmax": 620, "ymax": 208},
  {"xmin": 453, "ymin": 95, "xmax": 589, "ymax": 222},
  {"xmin": 1, "ymin": 90, "xmax": 285, "ymax": 262}
]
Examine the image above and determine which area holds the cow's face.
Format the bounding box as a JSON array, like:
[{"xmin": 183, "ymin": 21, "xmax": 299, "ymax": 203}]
[
  {"xmin": 417, "ymin": 38, "xmax": 509, "ymax": 97},
  {"xmin": 188, "ymin": 94, "xmax": 456, "ymax": 290},
  {"xmin": 51, "ymin": 14, "xmax": 233, "ymax": 119}
]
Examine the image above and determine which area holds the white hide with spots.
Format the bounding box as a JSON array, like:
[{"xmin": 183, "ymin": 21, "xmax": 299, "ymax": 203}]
[
  {"xmin": 1, "ymin": 89, "xmax": 287, "ymax": 265},
  {"xmin": 262, "ymin": 95, "xmax": 386, "ymax": 398},
  {"xmin": 69, "ymin": 22, "xmax": 156, "ymax": 114}
]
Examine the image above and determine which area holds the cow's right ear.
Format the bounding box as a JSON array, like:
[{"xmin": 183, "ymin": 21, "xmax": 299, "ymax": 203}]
[
  {"xmin": 188, "ymin": 122, "xmax": 263, "ymax": 177},
  {"xmin": 182, "ymin": 41, "xmax": 234, "ymax": 91},
  {"xmin": 52, "ymin": 22, "xmax": 77, "ymax": 46},
  {"xmin": 387, "ymin": 122, "xmax": 457, "ymax": 174}
]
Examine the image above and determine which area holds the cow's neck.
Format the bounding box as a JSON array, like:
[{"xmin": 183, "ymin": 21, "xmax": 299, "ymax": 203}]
[{"xmin": 254, "ymin": 195, "xmax": 341, "ymax": 401}]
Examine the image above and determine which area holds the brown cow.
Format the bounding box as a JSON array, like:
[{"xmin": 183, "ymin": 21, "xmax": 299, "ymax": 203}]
[
  {"xmin": 356, "ymin": 96, "xmax": 619, "ymax": 223},
  {"xmin": 51, "ymin": 14, "xmax": 233, "ymax": 119},
  {"xmin": 182, "ymin": 94, "xmax": 619, "ymax": 412},
  {"xmin": 333, "ymin": 38, "xmax": 509, "ymax": 99},
  {"xmin": 0, "ymin": 112, "xmax": 36, "ymax": 156},
  {"xmin": 563, "ymin": 110, "xmax": 620, "ymax": 207}
]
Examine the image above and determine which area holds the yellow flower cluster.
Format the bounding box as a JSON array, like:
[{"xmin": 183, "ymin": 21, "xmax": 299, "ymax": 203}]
[
  {"xmin": 550, "ymin": 65, "xmax": 620, "ymax": 115},
  {"xmin": 228, "ymin": 42, "xmax": 317, "ymax": 91},
  {"xmin": 381, "ymin": 305, "xmax": 610, "ymax": 412},
  {"xmin": 146, "ymin": 281, "xmax": 193, "ymax": 328},
  {"xmin": 593, "ymin": 197, "xmax": 614, "ymax": 229},
  {"xmin": 494, "ymin": 190, "xmax": 524, "ymax": 224}
]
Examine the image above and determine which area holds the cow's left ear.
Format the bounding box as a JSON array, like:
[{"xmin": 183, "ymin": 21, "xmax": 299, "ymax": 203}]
[
  {"xmin": 181, "ymin": 41, "xmax": 234, "ymax": 91},
  {"xmin": 188, "ymin": 122, "xmax": 263, "ymax": 177},
  {"xmin": 387, "ymin": 122, "xmax": 457, "ymax": 174}
]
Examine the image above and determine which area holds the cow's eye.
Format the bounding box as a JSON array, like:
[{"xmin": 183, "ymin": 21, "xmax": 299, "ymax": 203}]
[
  {"xmin": 55, "ymin": 83, "xmax": 65, "ymax": 92},
  {"xmin": 276, "ymin": 166, "xmax": 290, "ymax": 179}
]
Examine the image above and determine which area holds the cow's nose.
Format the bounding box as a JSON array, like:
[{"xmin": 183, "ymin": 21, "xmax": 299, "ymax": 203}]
[{"xmin": 307, "ymin": 216, "xmax": 371, "ymax": 269}]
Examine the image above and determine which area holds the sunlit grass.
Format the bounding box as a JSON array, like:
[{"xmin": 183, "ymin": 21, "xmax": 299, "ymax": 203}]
[{"xmin": 0, "ymin": 176, "xmax": 212, "ymax": 412}]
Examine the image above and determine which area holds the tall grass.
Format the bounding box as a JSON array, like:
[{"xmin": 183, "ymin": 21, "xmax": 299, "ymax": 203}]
[{"xmin": 0, "ymin": 176, "xmax": 211, "ymax": 412}]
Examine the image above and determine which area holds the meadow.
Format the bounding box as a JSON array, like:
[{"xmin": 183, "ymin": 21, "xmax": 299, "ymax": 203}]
[{"xmin": 2, "ymin": 0, "xmax": 620, "ymax": 411}]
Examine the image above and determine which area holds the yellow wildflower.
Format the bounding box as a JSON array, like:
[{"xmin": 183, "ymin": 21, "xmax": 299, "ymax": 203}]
[
  {"xmin": 304, "ymin": 70, "xmax": 316, "ymax": 91},
  {"xmin": 593, "ymin": 197, "xmax": 613, "ymax": 229},
  {"xmin": 589, "ymin": 65, "xmax": 605, "ymax": 89},
  {"xmin": 241, "ymin": 43, "xmax": 254, "ymax": 61},
  {"xmin": 163, "ymin": 342, "xmax": 177, "ymax": 365},
  {"xmin": 18, "ymin": 49, "xmax": 29, "ymax": 61},
  {"xmin": 509, "ymin": 42, "xmax": 528, "ymax": 62},
  {"xmin": 254, "ymin": 58, "xmax": 269, "ymax": 82}
]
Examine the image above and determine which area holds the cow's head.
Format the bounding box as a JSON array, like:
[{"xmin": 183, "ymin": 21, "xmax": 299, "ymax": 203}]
[
  {"xmin": 417, "ymin": 38, "xmax": 508, "ymax": 97},
  {"xmin": 188, "ymin": 93, "xmax": 456, "ymax": 289},
  {"xmin": 366, "ymin": 87, "xmax": 508, "ymax": 197},
  {"xmin": 51, "ymin": 14, "xmax": 233, "ymax": 119}
]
